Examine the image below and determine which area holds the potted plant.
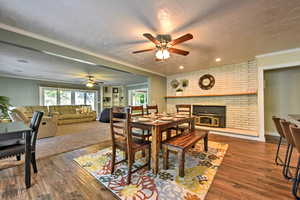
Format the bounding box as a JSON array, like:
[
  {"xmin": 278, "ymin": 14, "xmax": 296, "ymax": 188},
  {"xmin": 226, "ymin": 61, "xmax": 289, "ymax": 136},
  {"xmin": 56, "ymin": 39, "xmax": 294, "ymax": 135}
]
[
  {"xmin": 0, "ymin": 96, "xmax": 11, "ymax": 122},
  {"xmin": 176, "ymin": 88, "xmax": 183, "ymax": 96}
]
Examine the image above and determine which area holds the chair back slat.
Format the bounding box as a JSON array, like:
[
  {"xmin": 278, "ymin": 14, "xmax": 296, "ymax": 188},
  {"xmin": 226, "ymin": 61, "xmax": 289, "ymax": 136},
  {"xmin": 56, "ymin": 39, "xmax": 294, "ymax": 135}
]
[
  {"xmin": 146, "ymin": 105, "xmax": 158, "ymax": 115},
  {"xmin": 176, "ymin": 104, "xmax": 192, "ymax": 116},
  {"xmin": 280, "ymin": 120, "xmax": 295, "ymax": 146},
  {"xmin": 30, "ymin": 111, "xmax": 44, "ymax": 150},
  {"xmin": 272, "ymin": 116, "xmax": 285, "ymax": 138},
  {"xmin": 290, "ymin": 125, "xmax": 300, "ymax": 153},
  {"xmin": 130, "ymin": 106, "xmax": 144, "ymax": 116},
  {"xmin": 110, "ymin": 108, "xmax": 133, "ymax": 152}
]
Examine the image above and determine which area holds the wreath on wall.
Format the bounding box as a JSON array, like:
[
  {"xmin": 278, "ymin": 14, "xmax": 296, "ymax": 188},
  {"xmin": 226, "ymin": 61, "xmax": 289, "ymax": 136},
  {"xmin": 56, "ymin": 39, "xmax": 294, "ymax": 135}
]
[{"xmin": 199, "ymin": 74, "xmax": 215, "ymax": 90}]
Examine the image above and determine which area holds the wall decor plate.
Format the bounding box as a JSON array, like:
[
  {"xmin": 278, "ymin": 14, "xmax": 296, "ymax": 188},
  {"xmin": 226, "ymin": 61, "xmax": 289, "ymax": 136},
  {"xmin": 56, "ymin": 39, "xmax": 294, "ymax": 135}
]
[
  {"xmin": 170, "ymin": 79, "xmax": 180, "ymax": 89},
  {"xmin": 199, "ymin": 74, "xmax": 215, "ymax": 90}
]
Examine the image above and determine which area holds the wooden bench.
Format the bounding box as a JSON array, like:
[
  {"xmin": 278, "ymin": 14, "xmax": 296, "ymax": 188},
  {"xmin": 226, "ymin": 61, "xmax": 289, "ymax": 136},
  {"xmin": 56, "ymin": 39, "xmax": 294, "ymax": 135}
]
[{"xmin": 162, "ymin": 130, "xmax": 209, "ymax": 177}]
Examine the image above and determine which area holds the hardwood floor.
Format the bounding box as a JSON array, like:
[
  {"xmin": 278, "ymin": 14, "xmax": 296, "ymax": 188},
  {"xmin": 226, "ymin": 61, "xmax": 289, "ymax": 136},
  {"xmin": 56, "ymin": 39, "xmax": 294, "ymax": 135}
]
[{"xmin": 0, "ymin": 134, "xmax": 296, "ymax": 200}]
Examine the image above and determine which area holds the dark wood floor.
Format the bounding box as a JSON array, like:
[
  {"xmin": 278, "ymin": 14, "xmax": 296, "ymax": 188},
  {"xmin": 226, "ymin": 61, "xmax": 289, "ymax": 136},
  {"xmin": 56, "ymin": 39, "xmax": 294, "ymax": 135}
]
[{"xmin": 0, "ymin": 134, "xmax": 297, "ymax": 200}]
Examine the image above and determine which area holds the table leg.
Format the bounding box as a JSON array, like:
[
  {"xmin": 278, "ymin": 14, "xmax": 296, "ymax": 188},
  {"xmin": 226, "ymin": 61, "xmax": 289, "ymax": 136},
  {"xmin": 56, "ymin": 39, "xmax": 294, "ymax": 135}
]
[
  {"xmin": 151, "ymin": 126, "xmax": 160, "ymax": 175},
  {"xmin": 25, "ymin": 130, "xmax": 32, "ymax": 188}
]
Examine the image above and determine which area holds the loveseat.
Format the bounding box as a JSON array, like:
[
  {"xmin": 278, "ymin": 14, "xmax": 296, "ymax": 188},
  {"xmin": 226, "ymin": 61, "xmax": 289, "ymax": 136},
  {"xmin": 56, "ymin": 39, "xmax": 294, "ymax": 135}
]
[
  {"xmin": 10, "ymin": 106, "xmax": 58, "ymax": 139},
  {"xmin": 12, "ymin": 104, "xmax": 96, "ymax": 130}
]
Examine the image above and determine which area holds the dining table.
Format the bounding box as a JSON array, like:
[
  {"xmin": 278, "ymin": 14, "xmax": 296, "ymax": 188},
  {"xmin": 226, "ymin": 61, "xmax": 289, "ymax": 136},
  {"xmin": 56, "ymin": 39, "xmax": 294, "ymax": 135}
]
[
  {"xmin": 131, "ymin": 113, "xmax": 195, "ymax": 175},
  {"xmin": 0, "ymin": 122, "xmax": 32, "ymax": 188},
  {"xmin": 288, "ymin": 114, "xmax": 300, "ymax": 126}
]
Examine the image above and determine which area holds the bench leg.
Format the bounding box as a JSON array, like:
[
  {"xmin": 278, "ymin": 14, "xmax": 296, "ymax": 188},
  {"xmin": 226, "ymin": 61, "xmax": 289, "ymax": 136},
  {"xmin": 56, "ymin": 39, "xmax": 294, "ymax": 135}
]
[
  {"xmin": 163, "ymin": 145, "xmax": 169, "ymax": 170},
  {"xmin": 178, "ymin": 151, "xmax": 185, "ymax": 177},
  {"xmin": 204, "ymin": 134, "xmax": 208, "ymax": 152},
  {"xmin": 147, "ymin": 147, "xmax": 151, "ymax": 171}
]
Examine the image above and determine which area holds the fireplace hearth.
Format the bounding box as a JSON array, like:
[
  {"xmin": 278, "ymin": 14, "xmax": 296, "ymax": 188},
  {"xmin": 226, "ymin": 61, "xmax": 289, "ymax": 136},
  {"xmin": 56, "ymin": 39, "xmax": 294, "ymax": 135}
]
[{"xmin": 192, "ymin": 105, "xmax": 226, "ymax": 128}]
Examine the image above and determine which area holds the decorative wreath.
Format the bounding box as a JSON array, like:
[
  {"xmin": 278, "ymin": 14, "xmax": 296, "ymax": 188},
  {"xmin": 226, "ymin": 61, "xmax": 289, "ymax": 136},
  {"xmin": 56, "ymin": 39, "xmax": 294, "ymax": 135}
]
[
  {"xmin": 199, "ymin": 74, "xmax": 215, "ymax": 90},
  {"xmin": 170, "ymin": 79, "xmax": 180, "ymax": 89}
]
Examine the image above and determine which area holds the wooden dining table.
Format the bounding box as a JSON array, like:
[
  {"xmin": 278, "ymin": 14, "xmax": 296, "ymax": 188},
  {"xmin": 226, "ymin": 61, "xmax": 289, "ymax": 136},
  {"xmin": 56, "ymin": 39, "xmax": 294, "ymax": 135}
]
[
  {"xmin": 288, "ymin": 114, "xmax": 300, "ymax": 125},
  {"xmin": 0, "ymin": 122, "xmax": 32, "ymax": 188},
  {"xmin": 131, "ymin": 114, "xmax": 195, "ymax": 175}
]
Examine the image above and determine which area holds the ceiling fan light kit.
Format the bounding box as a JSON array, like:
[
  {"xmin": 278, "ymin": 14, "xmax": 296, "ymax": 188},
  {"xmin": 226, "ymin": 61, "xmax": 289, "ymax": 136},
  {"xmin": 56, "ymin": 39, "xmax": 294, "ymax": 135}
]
[
  {"xmin": 155, "ymin": 48, "xmax": 170, "ymax": 60},
  {"xmin": 86, "ymin": 81, "xmax": 94, "ymax": 88},
  {"xmin": 133, "ymin": 33, "xmax": 193, "ymax": 61}
]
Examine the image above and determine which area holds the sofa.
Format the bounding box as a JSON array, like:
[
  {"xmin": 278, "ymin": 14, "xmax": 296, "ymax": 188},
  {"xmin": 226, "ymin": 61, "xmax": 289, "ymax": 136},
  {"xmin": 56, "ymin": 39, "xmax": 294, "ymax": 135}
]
[
  {"xmin": 10, "ymin": 106, "xmax": 58, "ymax": 139},
  {"xmin": 11, "ymin": 105, "xmax": 97, "ymax": 138},
  {"xmin": 49, "ymin": 105, "xmax": 96, "ymax": 125}
]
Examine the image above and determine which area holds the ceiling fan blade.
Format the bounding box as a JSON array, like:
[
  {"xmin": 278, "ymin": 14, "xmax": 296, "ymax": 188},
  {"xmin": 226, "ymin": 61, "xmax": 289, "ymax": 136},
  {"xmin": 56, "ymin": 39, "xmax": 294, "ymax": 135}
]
[
  {"xmin": 132, "ymin": 48, "xmax": 156, "ymax": 54},
  {"xmin": 143, "ymin": 33, "xmax": 160, "ymax": 45},
  {"xmin": 168, "ymin": 48, "xmax": 189, "ymax": 56},
  {"xmin": 169, "ymin": 33, "xmax": 193, "ymax": 46}
]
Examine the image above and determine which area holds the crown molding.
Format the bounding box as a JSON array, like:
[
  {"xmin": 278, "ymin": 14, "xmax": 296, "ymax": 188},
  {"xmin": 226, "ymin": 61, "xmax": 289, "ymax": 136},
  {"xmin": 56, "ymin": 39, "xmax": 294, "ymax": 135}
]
[
  {"xmin": 126, "ymin": 82, "xmax": 148, "ymax": 87},
  {"xmin": 0, "ymin": 23, "xmax": 166, "ymax": 77},
  {"xmin": 256, "ymin": 48, "xmax": 300, "ymax": 58}
]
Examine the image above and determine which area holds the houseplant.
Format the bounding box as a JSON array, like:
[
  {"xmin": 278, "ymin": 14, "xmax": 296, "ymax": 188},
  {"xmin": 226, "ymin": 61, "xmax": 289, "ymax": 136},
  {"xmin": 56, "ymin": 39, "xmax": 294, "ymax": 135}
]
[{"xmin": 0, "ymin": 96, "xmax": 11, "ymax": 122}]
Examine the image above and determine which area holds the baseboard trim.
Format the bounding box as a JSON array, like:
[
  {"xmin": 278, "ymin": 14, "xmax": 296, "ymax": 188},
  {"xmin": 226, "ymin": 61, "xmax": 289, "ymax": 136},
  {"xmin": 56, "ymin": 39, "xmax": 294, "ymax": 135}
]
[{"xmin": 199, "ymin": 129, "xmax": 265, "ymax": 142}]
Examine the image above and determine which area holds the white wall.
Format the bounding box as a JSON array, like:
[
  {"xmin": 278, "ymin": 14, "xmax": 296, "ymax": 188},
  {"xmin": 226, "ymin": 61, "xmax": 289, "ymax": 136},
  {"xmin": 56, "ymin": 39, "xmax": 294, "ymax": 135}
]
[{"xmin": 166, "ymin": 60, "xmax": 258, "ymax": 134}]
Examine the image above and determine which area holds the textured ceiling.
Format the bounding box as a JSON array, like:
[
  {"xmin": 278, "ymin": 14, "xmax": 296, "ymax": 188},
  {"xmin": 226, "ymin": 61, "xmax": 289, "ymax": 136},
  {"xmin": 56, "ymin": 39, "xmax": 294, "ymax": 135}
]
[
  {"xmin": 0, "ymin": 42, "xmax": 147, "ymax": 85},
  {"xmin": 1, "ymin": 0, "xmax": 300, "ymax": 75}
]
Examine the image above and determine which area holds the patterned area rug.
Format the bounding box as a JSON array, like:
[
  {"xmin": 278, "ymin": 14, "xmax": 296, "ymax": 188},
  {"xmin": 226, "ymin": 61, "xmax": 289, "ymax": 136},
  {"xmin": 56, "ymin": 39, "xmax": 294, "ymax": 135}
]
[{"xmin": 74, "ymin": 141, "xmax": 228, "ymax": 200}]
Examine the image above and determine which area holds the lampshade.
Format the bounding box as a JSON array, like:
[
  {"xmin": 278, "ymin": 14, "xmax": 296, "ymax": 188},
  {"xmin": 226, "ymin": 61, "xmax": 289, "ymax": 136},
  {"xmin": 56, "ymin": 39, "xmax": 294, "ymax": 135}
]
[{"xmin": 156, "ymin": 49, "xmax": 170, "ymax": 60}]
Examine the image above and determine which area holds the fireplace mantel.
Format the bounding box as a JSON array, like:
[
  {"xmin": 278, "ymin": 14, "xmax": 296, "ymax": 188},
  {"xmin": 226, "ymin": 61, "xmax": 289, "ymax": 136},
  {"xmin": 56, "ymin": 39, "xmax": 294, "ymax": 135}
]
[{"xmin": 165, "ymin": 91, "xmax": 257, "ymax": 99}]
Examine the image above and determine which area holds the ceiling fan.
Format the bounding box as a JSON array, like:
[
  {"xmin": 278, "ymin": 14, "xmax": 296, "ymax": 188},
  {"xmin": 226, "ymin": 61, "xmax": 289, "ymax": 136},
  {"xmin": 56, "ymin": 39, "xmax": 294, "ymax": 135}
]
[
  {"xmin": 132, "ymin": 33, "xmax": 193, "ymax": 61},
  {"xmin": 85, "ymin": 75, "xmax": 104, "ymax": 88}
]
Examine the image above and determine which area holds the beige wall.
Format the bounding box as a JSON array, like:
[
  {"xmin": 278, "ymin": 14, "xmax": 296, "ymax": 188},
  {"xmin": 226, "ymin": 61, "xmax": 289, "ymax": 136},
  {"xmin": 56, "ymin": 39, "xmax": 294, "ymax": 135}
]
[
  {"xmin": 257, "ymin": 50, "xmax": 300, "ymax": 68},
  {"xmin": 256, "ymin": 49, "xmax": 300, "ymax": 138},
  {"xmin": 148, "ymin": 75, "xmax": 167, "ymax": 112},
  {"xmin": 264, "ymin": 66, "xmax": 300, "ymax": 136}
]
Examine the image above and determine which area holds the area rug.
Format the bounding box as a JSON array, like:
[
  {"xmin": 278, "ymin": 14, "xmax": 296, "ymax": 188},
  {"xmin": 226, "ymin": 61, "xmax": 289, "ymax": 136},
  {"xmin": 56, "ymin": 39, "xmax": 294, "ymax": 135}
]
[
  {"xmin": 0, "ymin": 121, "xmax": 111, "ymax": 170},
  {"xmin": 74, "ymin": 141, "xmax": 228, "ymax": 200}
]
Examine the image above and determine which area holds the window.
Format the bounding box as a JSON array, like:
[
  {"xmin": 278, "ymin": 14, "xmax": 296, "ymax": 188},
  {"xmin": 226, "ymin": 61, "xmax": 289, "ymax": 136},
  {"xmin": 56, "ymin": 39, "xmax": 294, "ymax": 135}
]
[
  {"xmin": 60, "ymin": 90, "xmax": 72, "ymax": 105},
  {"xmin": 86, "ymin": 92, "xmax": 95, "ymax": 110},
  {"xmin": 128, "ymin": 88, "xmax": 148, "ymax": 106},
  {"xmin": 75, "ymin": 91, "xmax": 85, "ymax": 105},
  {"xmin": 40, "ymin": 87, "xmax": 97, "ymax": 110},
  {"xmin": 44, "ymin": 88, "xmax": 58, "ymax": 106}
]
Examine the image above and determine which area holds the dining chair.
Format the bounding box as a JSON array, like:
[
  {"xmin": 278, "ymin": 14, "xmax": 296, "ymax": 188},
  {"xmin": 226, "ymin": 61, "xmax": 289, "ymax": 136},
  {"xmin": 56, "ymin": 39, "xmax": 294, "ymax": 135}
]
[
  {"xmin": 129, "ymin": 106, "xmax": 151, "ymax": 141},
  {"xmin": 146, "ymin": 105, "xmax": 158, "ymax": 115},
  {"xmin": 170, "ymin": 104, "xmax": 192, "ymax": 136},
  {"xmin": 272, "ymin": 116, "xmax": 286, "ymax": 165},
  {"xmin": 280, "ymin": 119, "xmax": 295, "ymax": 180},
  {"xmin": 0, "ymin": 111, "xmax": 44, "ymax": 173},
  {"xmin": 110, "ymin": 109, "xmax": 151, "ymax": 184},
  {"xmin": 289, "ymin": 124, "xmax": 300, "ymax": 199},
  {"xmin": 130, "ymin": 106, "xmax": 144, "ymax": 116},
  {"xmin": 176, "ymin": 104, "xmax": 192, "ymax": 116}
]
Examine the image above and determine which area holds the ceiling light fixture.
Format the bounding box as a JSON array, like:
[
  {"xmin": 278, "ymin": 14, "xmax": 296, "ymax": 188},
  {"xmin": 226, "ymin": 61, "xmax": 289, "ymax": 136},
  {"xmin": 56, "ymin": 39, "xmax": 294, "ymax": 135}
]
[
  {"xmin": 215, "ymin": 58, "xmax": 221, "ymax": 62},
  {"xmin": 155, "ymin": 48, "xmax": 170, "ymax": 60},
  {"xmin": 86, "ymin": 80, "xmax": 94, "ymax": 88},
  {"xmin": 179, "ymin": 65, "xmax": 184, "ymax": 69}
]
